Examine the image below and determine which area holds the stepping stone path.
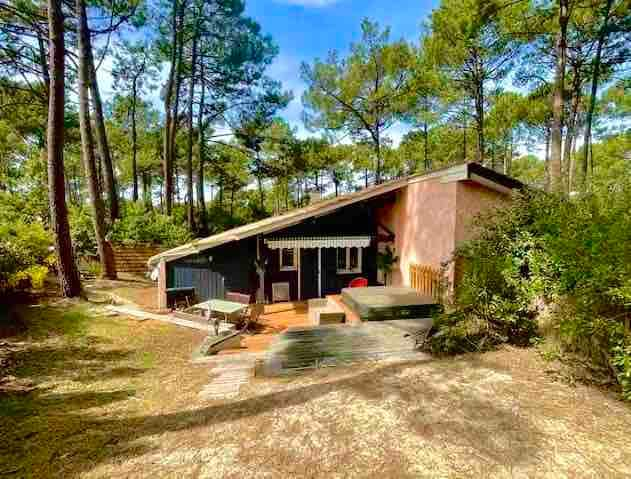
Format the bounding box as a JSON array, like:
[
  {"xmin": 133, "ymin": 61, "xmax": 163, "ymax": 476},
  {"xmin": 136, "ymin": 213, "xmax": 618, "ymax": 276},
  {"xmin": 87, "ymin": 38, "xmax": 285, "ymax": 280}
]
[{"xmin": 198, "ymin": 356, "xmax": 257, "ymax": 400}]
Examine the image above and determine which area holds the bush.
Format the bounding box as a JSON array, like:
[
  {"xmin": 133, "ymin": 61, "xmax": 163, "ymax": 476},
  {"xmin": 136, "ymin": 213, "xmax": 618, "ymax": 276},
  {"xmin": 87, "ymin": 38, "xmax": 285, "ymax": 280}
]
[
  {"xmin": 108, "ymin": 203, "xmax": 193, "ymax": 247},
  {"xmin": 69, "ymin": 205, "xmax": 97, "ymax": 256},
  {"xmin": 430, "ymin": 184, "xmax": 631, "ymax": 399},
  {"xmin": 0, "ymin": 192, "xmax": 53, "ymax": 291}
]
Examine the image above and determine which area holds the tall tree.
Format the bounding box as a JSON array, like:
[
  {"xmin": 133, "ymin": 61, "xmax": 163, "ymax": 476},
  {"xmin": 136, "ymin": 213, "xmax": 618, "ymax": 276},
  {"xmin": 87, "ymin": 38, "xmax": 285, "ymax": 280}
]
[
  {"xmin": 184, "ymin": 1, "xmax": 201, "ymax": 230},
  {"xmin": 549, "ymin": 0, "xmax": 571, "ymax": 192},
  {"xmin": 425, "ymin": 0, "xmax": 519, "ymax": 164},
  {"xmin": 581, "ymin": 0, "xmax": 629, "ymax": 185},
  {"xmin": 161, "ymin": 0, "xmax": 181, "ymax": 214},
  {"xmin": 196, "ymin": 61, "xmax": 207, "ymax": 231},
  {"xmin": 76, "ymin": 0, "xmax": 116, "ymax": 278},
  {"xmin": 302, "ymin": 19, "xmax": 416, "ymax": 184},
  {"xmin": 88, "ymin": 49, "xmax": 119, "ymax": 221},
  {"xmin": 46, "ymin": 0, "xmax": 81, "ymax": 296},
  {"xmin": 112, "ymin": 40, "xmax": 157, "ymax": 203}
]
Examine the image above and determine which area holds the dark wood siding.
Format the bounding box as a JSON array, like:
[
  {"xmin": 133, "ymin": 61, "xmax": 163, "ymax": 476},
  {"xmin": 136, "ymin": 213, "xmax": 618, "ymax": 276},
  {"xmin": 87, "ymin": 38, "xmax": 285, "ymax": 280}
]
[
  {"xmin": 321, "ymin": 245, "xmax": 377, "ymax": 296},
  {"xmin": 167, "ymin": 198, "xmax": 389, "ymax": 303},
  {"xmin": 300, "ymin": 249, "xmax": 318, "ymax": 299},
  {"xmin": 167, "ymin": 238, "xmax": 258, "ymax": 301},
  {"xmin": 263, "ymin": 200, "xmax": 382, "ymax": 300},
  {"xmin": 264, "ymin": 248, "xmax": 299, "ymax": 301}
]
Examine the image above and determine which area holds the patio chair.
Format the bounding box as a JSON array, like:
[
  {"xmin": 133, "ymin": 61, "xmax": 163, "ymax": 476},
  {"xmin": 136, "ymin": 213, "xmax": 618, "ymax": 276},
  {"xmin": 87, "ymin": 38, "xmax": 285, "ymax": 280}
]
[
  {"xmin": 348, "ymin": 277, "xmax": 368, "ymax": 288},
  {"xmin": 225, "ymin": 291, "xmax": 252, "ymax": 305}
]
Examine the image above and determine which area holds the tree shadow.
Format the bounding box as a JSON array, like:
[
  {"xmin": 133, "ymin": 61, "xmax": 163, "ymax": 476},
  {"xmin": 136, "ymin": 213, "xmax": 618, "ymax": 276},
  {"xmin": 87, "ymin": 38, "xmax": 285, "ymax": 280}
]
[
  {"xmin": 8, "ymin": 343, "xmax": 142, "ymax": 383},
  {"xmin": 1, "ymin": 301, "xmax": 543, "ymax": 477},
  {"xmin": 0, "ymin": 388, "xmax": 137, "ymax": 477},
  {"xmin": 10, "ymin": 358, "xmax": 542, "ymax": 477}
]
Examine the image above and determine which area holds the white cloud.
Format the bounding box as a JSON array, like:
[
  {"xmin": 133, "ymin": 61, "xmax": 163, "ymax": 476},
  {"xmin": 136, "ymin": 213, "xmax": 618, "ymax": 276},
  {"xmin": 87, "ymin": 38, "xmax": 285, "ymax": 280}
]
[{"xmin": 273, "ymin": 0, "xmax": 341, "ymax": 7}]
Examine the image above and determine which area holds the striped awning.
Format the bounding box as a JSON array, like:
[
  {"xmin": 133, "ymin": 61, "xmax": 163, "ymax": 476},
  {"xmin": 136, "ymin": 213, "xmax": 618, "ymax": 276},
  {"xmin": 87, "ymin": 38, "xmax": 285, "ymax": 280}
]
[{"xmin": 264, "ymin": 236, "xmax": 372, "ymax": 250}]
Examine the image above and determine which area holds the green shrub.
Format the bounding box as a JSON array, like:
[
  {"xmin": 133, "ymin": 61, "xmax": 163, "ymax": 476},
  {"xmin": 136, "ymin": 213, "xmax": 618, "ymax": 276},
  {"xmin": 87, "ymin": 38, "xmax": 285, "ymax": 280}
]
[
  {"xmin": 430, "ymin": 183, "xmax": 631, "ymax": 399},
  {"xmin": 0, "ymin": 192, "xmax": 53, "ymax": 291},
  {"xmin": 69, "ymin": 205, "xmax": 97, "ymax": 256},
  {"xmin": 108, "ymin": 203, "xmax": 193, "ymax": 247},
  {"xmin": 612, "ymin": 342, "xmax": 631, "ymax": 401}
]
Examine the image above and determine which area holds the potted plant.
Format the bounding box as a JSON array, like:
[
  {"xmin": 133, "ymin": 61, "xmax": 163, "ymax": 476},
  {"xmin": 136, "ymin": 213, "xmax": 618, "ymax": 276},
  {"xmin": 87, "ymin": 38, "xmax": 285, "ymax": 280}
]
[
  {"xmin": 254, "ymin": 257, "xmax": 268, "ymax": 303},
  {"xmin": 376, "ymin": 245, "xmax": 398, "ymax": 286}
]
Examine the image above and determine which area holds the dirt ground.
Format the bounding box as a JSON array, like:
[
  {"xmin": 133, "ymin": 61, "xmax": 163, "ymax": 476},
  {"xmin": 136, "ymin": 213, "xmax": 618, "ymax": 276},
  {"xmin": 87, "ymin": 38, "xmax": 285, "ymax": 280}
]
[
  {"xmin": 1, "ymin": 299, "xmax": 630, "ymax": 478},
  {"xmin": 83, "ymin": 273, "xmax": 160, "ymax": 311}
]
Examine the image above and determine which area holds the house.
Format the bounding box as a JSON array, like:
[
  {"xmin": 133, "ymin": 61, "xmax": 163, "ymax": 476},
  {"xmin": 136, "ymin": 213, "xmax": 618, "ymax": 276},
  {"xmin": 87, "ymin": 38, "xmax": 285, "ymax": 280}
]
[{"xmin": 148, "ymin": 162, "xmax": 522, "ymax": 308}]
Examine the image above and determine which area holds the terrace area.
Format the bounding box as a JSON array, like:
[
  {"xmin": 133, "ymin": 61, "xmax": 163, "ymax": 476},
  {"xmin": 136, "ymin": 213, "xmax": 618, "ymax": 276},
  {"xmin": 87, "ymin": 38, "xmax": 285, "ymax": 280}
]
[{"xmin": 101, "ymin": 278, "xmax": 435, "ymax": 374}]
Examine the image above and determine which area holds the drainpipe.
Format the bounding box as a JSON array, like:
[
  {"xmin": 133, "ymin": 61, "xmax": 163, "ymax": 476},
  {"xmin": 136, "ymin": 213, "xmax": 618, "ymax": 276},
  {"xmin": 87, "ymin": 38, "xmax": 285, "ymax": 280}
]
[
  {"xmin": 318, "ymin": 248, "xmax": 322, "ymax": 298},
  {"xmin": 297, "ymin": 247, "xmax": 302, "ymax": 301},
  {"xmin": 256, "ymin": 235, "xmax": 266, "ymax": 304}
]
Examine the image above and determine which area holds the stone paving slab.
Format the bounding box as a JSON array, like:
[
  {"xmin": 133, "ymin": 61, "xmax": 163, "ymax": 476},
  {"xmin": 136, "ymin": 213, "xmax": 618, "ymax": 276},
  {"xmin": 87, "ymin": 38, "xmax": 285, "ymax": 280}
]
[{"xmin": 198, "ymin": 357, "xmax": 256, "ymax": 400}]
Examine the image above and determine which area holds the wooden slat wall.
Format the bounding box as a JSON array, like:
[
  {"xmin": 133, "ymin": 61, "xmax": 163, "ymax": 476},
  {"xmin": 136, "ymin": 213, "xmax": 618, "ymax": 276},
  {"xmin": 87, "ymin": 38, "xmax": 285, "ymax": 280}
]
[
  {"xmin": 112, "ymin": 245, "xmax": 164, "ymax": 274},
  {"xmin": 410, "ymin": 264, "xmax": 442, "ymax": 300}
]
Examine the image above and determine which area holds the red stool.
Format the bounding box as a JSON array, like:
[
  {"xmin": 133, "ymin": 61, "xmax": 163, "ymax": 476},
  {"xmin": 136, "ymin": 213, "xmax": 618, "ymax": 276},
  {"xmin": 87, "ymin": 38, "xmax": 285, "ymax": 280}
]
[{"xmin": 348, "ymin": 277, "xmax": 368, "ymax": 288}]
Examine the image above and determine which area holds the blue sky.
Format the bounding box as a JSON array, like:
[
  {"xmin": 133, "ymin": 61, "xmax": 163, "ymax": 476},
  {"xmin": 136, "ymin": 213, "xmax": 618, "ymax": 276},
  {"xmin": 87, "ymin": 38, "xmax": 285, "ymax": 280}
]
[
  {"xmin": 96, "ymin": 1, "xmax": 440, "ymax": 144},
  {"xmin": 244, "ymin": 0, "xmax": 440, "ymax": 141}
]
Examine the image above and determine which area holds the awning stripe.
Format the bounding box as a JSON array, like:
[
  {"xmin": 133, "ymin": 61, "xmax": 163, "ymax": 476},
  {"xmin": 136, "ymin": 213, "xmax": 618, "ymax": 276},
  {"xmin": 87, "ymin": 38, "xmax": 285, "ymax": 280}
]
[{"xmin": 264, "ymin": 236, "xmax": 372, "ymax": 249}]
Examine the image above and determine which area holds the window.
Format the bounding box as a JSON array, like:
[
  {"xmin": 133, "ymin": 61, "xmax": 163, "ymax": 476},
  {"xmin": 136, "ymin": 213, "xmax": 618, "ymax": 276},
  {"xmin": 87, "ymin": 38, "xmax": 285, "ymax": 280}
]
[
  {"xmin": 337, "ymin": 247, "xmax": 362, "ymax": 274},
  {"xmin": 279, "ymin": 248, "xmax": 297, "ymax": 271}
]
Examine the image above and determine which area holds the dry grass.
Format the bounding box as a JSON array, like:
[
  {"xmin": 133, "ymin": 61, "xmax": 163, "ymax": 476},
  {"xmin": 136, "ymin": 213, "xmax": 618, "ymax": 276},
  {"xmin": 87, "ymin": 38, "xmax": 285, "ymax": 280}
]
[{"xmin": 1, "ymin": 299, "xmax": 630, "ymax": 478}]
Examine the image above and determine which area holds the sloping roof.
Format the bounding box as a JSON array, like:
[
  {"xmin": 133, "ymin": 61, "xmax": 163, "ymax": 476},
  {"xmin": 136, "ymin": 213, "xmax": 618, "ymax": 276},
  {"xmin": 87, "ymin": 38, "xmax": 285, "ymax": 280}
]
[{"xmin": 148, "ymin": 162, "xmax": 522, "ymax": 266}]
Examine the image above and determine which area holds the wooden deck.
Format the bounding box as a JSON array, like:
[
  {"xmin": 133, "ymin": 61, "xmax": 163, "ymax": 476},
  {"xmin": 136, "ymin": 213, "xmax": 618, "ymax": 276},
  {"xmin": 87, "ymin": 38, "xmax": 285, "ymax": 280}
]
[
  {"xmin": 219, "ymin": 302, "xmax": 311, "ymax": 354},
  {"xmin": 214, "ymin": 297, "xmax": 433, "ymax": 374},
  {"xmin": 262, "ymin": 319, "xmax": 431, "ymax": 375}
]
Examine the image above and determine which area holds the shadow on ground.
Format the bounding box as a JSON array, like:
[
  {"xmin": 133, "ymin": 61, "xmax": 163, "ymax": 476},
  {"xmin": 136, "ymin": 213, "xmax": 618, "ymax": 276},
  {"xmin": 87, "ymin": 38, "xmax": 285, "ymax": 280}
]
[
  {"xmin": 1, "ymin": 300, "xmax": 548, "ymax": 477},
  {"xmin": 2, "ymin": 357, "xmax": 541, "ymax": 477}
]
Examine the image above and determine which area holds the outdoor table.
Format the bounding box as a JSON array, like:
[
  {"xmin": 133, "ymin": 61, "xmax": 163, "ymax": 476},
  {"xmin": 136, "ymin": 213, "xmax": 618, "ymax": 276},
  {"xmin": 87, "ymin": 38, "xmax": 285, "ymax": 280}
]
[{"xmin": 202, "ymin": 299, "xmax": 247, "ymax": 335}]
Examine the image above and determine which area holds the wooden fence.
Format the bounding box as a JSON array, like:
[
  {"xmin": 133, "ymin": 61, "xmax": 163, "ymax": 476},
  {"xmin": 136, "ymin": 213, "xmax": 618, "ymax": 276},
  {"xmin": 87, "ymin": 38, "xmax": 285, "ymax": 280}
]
[
  {"xmin": 111, "ymin": 244, "xmax": 165, "ymax": 275},
  {"xmin": 410, "ymin": 264, "xmax": 442, "ymax": 300}
]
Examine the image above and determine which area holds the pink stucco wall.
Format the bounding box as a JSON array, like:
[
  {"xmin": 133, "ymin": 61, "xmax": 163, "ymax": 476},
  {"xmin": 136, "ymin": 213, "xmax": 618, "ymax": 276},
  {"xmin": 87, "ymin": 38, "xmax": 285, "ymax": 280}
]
[
  {"xmin": 455, "ymin": 181, "xmax": 505, "ymax": 246},
  {"xmin": 377, "ymin": 177, "xmax": 508, "ymax": 289},
  {"xmin": 377, "ymin": 178, "xmax": 458, "ymax": 286}
]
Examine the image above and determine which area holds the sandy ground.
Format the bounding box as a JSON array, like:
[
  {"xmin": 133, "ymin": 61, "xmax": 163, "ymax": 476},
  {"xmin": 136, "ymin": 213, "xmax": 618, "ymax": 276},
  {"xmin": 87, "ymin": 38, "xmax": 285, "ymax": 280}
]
[{"xmin": 1, "ymin": 300, "xmax": 630, "ymax": 478}]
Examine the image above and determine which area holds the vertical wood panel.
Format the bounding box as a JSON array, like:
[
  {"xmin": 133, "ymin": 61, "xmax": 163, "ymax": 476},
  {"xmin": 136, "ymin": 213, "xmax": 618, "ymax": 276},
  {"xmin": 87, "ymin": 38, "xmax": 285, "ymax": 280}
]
[{"xmin": 409, "ymin": 264, "xmax": 442, "ymax": 300}]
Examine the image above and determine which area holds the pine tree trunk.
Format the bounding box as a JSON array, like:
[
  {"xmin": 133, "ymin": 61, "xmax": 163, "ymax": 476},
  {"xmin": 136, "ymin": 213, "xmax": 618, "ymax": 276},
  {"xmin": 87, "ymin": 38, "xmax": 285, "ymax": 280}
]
[
  {"xmin": 162, "ymin": 0, "xmax": 179, "ymax": 215},
  {"xmin": 423, "ymin": 118, "xmax": 429, "ymax": 171},
  {"xmin": 167, "ymin": 0, "xmax": 186, "ymax": 212},
  {"xmin": 475, "ymin": 80, "xmax": 485, "ymax": 164},
  {"xmin": 544, "ymin": 126, "xmax": 551, "ymax": 191},
  {"xmin": 37, "ymin": 31, "xmax": 50, "ymax": 96},
  {"xmin": 257, "ymin": 174, "xmax": 264, "ymax": 211},
  {"xmin": 374, "ymin": 128, "xmax": 382, "ymax": 184},
  {"xmin": 76, "ymin": 0, "xmax": 116, "ymax": 279},
  {"xmin": 143, "ymin": 171, "xmax": 153, "ymax": 210},
  {"xmin": 185, "ymin": 19, "xmax": 199, "ymax": 231},
  {"xmin": 169, "ymin": 5, "xmax": 185, "ymax": 194},
  {"xmin": 131, "ymin": 82, "xmax": 139, "ymax": 201},
  {"xmin": 230, "ymin": 188, "xmax": 235, "ymax": 220},
  {"xmin": 549, "ymin": 0, "xmax": 570, "ymax": 192},
  {"xmin": 564, "ymin": 80, "xmax": 581, "ymax": 193},
  {"xmin": 462, "ymin": 122, "xmax": 467, "ymax": 161},
  {"xmin": 88, "ymin": 47, "xmax": 119, "ymax": 221},
  {"xmin": 197, "ymin": 64, "xmax": 207, "ymax": 233},
  {"xmin": 582, "ymin": 0, "xmax": 613, "ymax": 187},
  {"xmin": 46, "ymin": 0, "xmax": 81, "ymax": 297}
]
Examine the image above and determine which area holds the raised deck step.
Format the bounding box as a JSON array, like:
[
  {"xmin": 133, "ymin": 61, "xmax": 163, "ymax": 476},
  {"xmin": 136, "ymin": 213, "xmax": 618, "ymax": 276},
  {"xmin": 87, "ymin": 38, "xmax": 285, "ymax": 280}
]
[{"xmin": 327, "ymin": 295, "xmax": 361, "ymax": 324}]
